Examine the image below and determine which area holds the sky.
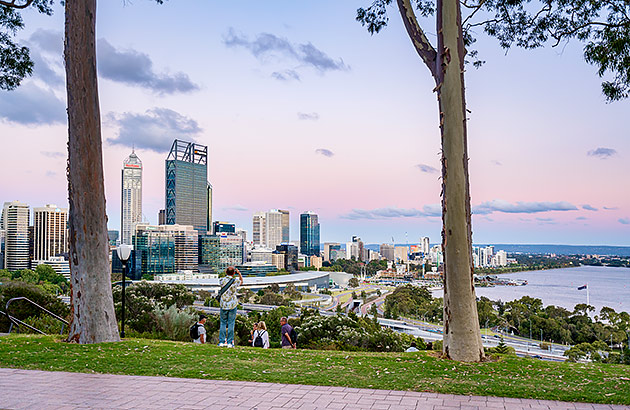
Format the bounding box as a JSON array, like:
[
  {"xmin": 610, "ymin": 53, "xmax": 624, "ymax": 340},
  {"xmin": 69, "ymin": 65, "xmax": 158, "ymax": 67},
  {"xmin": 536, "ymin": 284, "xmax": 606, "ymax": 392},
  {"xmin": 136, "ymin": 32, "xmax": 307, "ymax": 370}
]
[{"xmin": 0, "ymin": 1, "xmax": 628, "ymax": 246}]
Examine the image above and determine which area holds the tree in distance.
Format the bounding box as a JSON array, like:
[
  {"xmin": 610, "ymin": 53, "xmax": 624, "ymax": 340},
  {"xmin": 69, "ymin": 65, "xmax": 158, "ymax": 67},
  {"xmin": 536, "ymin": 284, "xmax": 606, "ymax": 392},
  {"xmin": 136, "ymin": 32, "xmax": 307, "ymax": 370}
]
[{"xmin": 356, "ymin": 0, "xmax": 630, "ymax": 361}]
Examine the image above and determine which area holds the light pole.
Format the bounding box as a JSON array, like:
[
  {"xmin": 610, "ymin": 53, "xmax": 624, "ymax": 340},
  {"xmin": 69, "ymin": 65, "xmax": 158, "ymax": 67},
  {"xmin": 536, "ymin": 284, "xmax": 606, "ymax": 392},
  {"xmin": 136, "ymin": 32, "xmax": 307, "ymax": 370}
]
[{"xmin": 116, "ymin": 244, "xmax": 132, "ymax": 338}]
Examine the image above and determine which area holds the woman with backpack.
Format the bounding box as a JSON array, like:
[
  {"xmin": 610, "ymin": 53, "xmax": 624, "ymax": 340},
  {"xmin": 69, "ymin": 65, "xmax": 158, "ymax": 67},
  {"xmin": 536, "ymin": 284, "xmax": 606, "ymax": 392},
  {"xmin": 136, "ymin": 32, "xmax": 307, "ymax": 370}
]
[{"xmin": 252, "ymin": 321, "xmax": 269, "ymax": 348}]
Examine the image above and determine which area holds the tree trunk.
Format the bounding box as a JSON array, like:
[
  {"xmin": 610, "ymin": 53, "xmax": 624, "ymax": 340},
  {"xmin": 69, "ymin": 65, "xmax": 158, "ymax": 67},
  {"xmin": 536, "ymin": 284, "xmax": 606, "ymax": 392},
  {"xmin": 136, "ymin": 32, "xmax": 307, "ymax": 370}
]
[
  {"xmin": 65, "ymin": 0, "xmax": 120, "ymax": 344},
  {"xmin": 436, "ymin": 0, "xmax": 484, "ymax": 362}
]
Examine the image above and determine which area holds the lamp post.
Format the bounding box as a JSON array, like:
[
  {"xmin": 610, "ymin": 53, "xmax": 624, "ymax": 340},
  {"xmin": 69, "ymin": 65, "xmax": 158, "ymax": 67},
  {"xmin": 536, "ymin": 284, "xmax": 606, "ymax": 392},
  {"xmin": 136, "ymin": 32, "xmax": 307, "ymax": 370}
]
[{"xmin": 116, "ymin": 244, "xmax": 132, "ymax": 338}]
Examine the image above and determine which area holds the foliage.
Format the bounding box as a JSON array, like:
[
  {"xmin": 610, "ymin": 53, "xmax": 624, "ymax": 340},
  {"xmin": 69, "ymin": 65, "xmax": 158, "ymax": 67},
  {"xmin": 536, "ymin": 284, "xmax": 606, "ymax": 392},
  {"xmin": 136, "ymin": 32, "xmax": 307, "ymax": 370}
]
[
  {"xmin": 283, "ymin": 283, "xmax": 301, "ymax": 300},
  {"xmin": 296, "ymin": 310, "xmax": 425, "ymax": 352},
  {"xmin": 152, "ymin": 305, "xmax": 197, "ymax": 342},
  {"xmin": 255, "ymin": 286, "xmax": 293, "ymax": 307},
  {"xmin": 111, "ymin": 281, "xmax": 194, "ymax": 334},
  {"xmin": 246, "ymin": 306, "xmax": 297, "ymax": 346},
  {"xmin": 486, "ymin": 337, "xmax": 515, "ymax": 355},
  {"xmin": 348, "ymin": 277, "xmax": 359, "ymax": 288},
  {"xmin": 0, "ymin": 280, "xmax": 69, "ymax": 332},
  {"xmin": 22, "ymin": 314, "xmax": 68, "ymax": 335},
  {"xmin": 383, "ymin": 284, "xmax": 442, "ymax": 322}
]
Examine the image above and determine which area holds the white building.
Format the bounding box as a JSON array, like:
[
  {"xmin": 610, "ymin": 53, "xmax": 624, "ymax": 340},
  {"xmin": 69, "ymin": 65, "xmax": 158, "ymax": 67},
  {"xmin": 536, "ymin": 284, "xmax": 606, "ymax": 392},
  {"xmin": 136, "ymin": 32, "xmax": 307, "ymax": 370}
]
[
  {"xmin": 252, "ymin": 212, "xmax": 266, "ymax": 246},
  {"xmin": 250, "ymin": 247, "xmax": 274, "ymax": 264},
  {"xmin": 33, "ymin": 204, "xmax": 68, "ymax": 262},
  {"xmin": 394, "ymin": 246, "xmax": 409, "ymax": 263},
  {"xmin": 121, "ymin": 150, "xmax": 143, "ymax": 245},
  {"xmin": 1, "ymin": 201, "xmax": 30, "ymax": 271},
  {"xmin": 265, "ymin": 209, "xmax": 283, "ymax": 249},
  {"xmin": 421, "ymin": 236, "xmax": 430, "ymax": 254},
  {"xmin": 345, "ymin": 241, "xmax": 359, "ymax": 260}
]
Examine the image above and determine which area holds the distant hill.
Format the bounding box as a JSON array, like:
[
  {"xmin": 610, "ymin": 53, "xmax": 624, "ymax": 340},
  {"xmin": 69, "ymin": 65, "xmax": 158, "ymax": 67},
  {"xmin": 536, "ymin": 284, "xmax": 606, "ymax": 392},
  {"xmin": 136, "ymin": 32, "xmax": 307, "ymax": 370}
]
[{"xmin": 362, "ymin": 243, "xmax": 630, "ymax": 256}]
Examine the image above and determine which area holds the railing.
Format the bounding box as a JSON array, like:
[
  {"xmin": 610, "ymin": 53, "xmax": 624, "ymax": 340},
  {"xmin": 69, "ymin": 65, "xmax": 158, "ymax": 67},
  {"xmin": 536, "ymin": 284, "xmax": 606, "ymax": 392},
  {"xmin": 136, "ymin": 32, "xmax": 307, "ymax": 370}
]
[{"xmin": 5, "ymin": 297, "xmax": 69, "ymax": 335}]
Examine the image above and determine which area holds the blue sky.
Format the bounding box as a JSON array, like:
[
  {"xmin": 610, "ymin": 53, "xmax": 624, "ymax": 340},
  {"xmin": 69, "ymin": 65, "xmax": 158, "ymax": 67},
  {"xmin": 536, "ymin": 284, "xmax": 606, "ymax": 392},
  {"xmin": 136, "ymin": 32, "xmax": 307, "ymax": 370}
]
[{"xmin": 0, "ymin": 1, "xmax": 628, "ymax": 246}]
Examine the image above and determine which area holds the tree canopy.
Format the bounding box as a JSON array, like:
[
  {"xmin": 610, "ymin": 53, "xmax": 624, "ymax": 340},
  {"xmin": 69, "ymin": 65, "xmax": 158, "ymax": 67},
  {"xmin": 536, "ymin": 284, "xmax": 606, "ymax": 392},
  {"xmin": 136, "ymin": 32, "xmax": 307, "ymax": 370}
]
[{"xmin": 357, "ymin": 0, "xmax": 630, "ymax": 101}]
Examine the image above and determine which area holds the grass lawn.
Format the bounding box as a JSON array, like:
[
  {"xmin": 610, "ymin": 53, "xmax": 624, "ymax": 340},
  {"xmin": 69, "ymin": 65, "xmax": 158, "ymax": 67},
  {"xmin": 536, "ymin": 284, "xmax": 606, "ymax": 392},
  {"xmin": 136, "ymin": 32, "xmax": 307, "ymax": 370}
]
[{"xmin": 1, "ymin": 334, "xmax": 629, "ymax": 405}]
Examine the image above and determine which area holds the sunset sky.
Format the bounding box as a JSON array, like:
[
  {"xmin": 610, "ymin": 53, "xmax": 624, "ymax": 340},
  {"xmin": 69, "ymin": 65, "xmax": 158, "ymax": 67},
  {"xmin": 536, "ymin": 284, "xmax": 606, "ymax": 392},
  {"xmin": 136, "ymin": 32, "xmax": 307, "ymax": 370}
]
[{"xmin": 1, "ymin": 1, "xmax": 628, "ymax": 246}]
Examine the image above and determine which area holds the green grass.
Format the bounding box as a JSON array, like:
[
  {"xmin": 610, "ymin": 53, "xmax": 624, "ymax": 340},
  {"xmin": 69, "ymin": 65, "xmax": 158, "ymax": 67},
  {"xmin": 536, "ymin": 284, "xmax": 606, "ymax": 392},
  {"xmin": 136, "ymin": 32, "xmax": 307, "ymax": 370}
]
[{"xmin": 1, "ymin": 334, "xmax": 629, "ymax": 405}]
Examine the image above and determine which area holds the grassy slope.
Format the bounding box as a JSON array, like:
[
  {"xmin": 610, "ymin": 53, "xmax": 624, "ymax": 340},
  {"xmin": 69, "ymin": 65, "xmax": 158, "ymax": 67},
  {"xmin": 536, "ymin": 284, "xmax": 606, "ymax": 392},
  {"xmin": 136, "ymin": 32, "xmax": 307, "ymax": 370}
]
[{"xmin": 0, "ymin": 335, "xmax": 629, "ymax": 405}]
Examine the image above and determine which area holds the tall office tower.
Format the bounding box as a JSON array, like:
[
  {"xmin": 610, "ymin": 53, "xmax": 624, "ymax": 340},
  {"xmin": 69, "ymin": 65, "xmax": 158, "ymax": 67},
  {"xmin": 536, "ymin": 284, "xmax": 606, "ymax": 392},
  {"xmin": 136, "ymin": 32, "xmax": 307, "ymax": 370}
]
[
  {"xmin": 165, "ymin": 140, "xmax": 211, "ymax": 233},
  {"xmin": 345, "ymin": 241, "xmax": 359, "ymax": 260},
  {"xmin": 158, "ymin": 210, "xmax": 166, "ymax": 225},
  {"xmin": 207, "ymin": 183, "xmax": 213, "ymax": 233},
  {"xmin": 33, "ymin": 204, "xmax": 68, "ymax": 261},
  {"xmin": 236, "ymin": 228, "xmax": 247, "ymax": 242},
  {"xmin": 198, "ymin": 233, "xmax": 244, "ymax": 272},
  {"xmin": 421, "ymin": 236, "xmax": 430, "ymax": 254},
  {"xmin": 28, "ymin": 225, "xmax": 34, "ymax": 268},
  {"xmin": 2, "ymin": 201, "xmax": 30, "ymax": 271},
  {"xmin": 275, "ymin": 243, "xmax": 298, "ymax": 271},
  {"xmin": 107, "ymin": 230, "xmax": 119, "ymax": 246},
  {"xmin": 265, "ymin": 210, "xmax": 283, "ymax": 249},
  {"xmin": 300, "ymin": 211, "xmax": 320, "ymax": 256},
  {"xmin": 380, "ymin": 244, "xmax": 395, "ymax": 261},
  {"xmin": 213, "ymin": 221, "xmax": 235, "ymax": 234},
  {"xmin": 120, "ymin": 150, "xmax": 143, "ymax": 245},
  {"xmin": 280, "ymin": 210, "xmax": 290, "ymax": 243},
  {"xmin": 252, "ymin": 212, "xmax": 266, "ymax": 246}
]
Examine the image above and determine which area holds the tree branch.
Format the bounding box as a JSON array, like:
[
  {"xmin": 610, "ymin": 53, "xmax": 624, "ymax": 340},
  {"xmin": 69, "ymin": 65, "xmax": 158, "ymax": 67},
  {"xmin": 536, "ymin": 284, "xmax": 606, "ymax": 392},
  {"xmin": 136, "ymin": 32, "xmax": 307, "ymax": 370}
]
[
  {"xmin": 396, "ymin": 0, "xmax": 438, "ymax": 80},
  {"xmin": 0, "ymin": 0, "xmax": 34, "ymax": 8}
]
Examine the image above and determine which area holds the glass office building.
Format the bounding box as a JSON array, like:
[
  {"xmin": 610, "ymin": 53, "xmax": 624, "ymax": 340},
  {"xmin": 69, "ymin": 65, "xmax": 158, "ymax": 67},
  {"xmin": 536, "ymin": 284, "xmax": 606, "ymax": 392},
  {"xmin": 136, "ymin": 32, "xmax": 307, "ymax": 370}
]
[
  {"xmin": 165, "ymin": 140, "xmax": 211, "ymax": 233},
  {"xmin": 300, "ymin": 211, "xmax": 320, "ymax": 256},
  {"xmin": 198, "ymin": 233, "xmax": 244, "ymax": 272}
]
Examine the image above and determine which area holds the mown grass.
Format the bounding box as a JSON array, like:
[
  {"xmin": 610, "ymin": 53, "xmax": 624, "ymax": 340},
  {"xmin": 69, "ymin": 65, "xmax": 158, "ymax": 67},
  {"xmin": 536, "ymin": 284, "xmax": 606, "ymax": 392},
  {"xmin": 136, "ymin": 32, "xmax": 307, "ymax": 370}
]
[{"xmin": 1, "ymin": 334, "xmax": 629, "ymax": 405}]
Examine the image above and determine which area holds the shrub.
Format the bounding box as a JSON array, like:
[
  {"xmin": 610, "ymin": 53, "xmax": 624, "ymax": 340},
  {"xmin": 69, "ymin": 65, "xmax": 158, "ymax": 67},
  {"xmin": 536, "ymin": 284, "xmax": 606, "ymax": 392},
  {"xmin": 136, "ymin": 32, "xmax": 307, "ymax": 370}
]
[
  {"xmin": 0, "ymin": 280, "xmax": 70, "ymax": 333},
  {"xmin": 22, "ymin": 314, "xmax": 68, "ymax": 335},
  {"xmin": 112, "ymin": 281, "xmax": 195, "ymax": 333},
  {"xmin": 153, "ymin": 305, "xmax": 197, "ymax": 342}
]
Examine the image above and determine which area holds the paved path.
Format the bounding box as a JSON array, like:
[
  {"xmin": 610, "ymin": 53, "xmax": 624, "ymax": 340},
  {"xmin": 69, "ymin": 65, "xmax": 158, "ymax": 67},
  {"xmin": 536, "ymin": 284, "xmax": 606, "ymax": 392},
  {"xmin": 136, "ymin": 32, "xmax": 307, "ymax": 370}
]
[{"xmin": 0, "ymin": 368, "xmax": 627, "ymax": 410}]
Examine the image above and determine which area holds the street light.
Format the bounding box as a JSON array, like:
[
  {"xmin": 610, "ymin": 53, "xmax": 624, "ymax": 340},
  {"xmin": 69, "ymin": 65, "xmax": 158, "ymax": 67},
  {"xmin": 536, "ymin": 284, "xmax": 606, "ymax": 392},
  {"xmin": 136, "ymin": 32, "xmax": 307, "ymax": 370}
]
[{"xmin": 116, "ymin": 244, "xmax": 132, "ymax": 338}]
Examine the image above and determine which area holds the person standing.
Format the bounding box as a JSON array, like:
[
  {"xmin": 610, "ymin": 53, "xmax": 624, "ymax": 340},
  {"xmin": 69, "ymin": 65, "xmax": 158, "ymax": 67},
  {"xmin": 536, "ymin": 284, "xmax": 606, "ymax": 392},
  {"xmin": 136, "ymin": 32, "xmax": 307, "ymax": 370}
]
[
  {"xmin": 280, "ymin": 317, "xmax": 295, "ymax": 349},
  {"xmin": 218, "ymin": 266, "xmax": 243, "ymax": 347},
  {"xmin": 192, "ymin": 314, "xmax": 207, "ymax": 344},
  {"xmin": 253, "ymin": 321, "xmax": 269, "ymax": 348}
]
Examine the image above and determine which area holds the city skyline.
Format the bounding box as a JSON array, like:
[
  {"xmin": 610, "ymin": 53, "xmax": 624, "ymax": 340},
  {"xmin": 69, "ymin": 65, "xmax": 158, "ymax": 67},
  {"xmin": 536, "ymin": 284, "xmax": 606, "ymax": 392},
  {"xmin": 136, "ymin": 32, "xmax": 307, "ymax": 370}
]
[{"xmin": 0, "ymin": 1, "xmax": 629, "ymax": 246}]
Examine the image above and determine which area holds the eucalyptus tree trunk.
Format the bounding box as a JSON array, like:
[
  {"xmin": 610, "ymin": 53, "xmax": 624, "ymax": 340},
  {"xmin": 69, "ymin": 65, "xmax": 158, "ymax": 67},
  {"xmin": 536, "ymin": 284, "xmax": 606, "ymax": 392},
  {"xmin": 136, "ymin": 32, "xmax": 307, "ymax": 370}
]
[
  {"xmin": 65, "ymin": 0, "xmax": 120, "ymax": 343},
  {"xmin": 397, "ymin": 0, "xmax": 484, "ymax": 361}
]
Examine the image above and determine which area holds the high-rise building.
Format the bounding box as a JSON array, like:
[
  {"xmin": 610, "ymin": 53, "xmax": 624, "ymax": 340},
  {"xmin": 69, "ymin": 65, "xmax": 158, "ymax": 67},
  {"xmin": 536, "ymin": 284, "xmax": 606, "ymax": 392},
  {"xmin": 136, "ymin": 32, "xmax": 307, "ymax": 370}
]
[
  {"xmin": 158, "ymin": 210, "xmax": 166, "ymax": 225},
  {"xmin": 213, "ymin": 221, "xmax": 236, "ymax": 234},
  {"xmin": 280, "ymin": 210, "xmax": 290, "ymax": 243},
  {"xmin": 121, "ymin": 150, "xmax": 143, "ymax": 244},
  {"xmin": 33, "ymin": 204, "xmax": 68, "ymax": 262},
  {"xmin": 380, "ymin": 244, "xmax": 395, "ymax": 261},
  {"xmin": 300, "ymin": 211, "xmax": 320, "ymax": 256},
  {"xmin": 165, "ymin": 140, "xmax": 211, "ymax": 233},
  {"xmin": 198, "ymin": 233, "xmax": 244, "ymax": 272},
  {"xmin": 323, "ymin": 242, "xmax": 340, "ymax": 262},
  {"xmin": 252, "ymin": 212, "xmax": 266, "ymax": 247},
  {"xmin": 1, "ymin": 201, "xmax": 30, "ymax": 271},
  {"xmin": 236, "ymin": 228, "xmax": 247, "ymax": 242},
  {"xmin": 394, "ymin": 246, "xmax": 409, "ymax": 263},
  {"xmin": 265, "ymin": 210, "xmax": 283, "ymax": 250},
  {"xmin": 122, "ymin": 223, "xmax": 198, "ymax": 279},
  {"xmin": 421, "ymin": 236, "xmax": 430, "ymax": 254},
  {"xmin": 107, "ymin": 230, "xmax": 119, "ymax": 246},
  {"xmin": 345, "ymin": 241, "xmax": 359, "ymax": 260},
  {"xmin": 275, "ymin": 243, "xmax": 298, "ymax": 271}
]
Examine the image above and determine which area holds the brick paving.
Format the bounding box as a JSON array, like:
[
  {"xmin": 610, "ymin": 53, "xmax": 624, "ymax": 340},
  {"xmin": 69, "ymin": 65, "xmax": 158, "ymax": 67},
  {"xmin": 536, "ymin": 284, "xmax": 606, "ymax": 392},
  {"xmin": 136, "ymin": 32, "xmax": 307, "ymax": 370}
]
[{"xmin": 0, "ymin": 368, "xmax": 627, "ymax": 410}]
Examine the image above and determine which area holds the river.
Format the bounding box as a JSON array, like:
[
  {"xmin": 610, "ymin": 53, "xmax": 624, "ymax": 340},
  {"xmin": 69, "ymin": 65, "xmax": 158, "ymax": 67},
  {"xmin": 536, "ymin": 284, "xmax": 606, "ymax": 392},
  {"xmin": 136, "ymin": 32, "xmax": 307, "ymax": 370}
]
[{"xmin": 433, "ymin": 266, "xmax": 630, "ymax": 314}]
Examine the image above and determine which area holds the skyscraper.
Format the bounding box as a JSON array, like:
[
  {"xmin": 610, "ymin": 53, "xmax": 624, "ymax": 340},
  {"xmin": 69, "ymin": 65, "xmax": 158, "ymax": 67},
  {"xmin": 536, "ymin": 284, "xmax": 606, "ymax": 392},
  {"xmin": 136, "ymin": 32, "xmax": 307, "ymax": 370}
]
[
  {"xmin": 280, "ymin": 209, "xmax": 290, "ymax": 243},
  {"xmin": 121, "ymin": 150, "xmax": 143, "ymax": 245},
  {"xmin": 265, "ymin": 210, "xmax": 283, "ymax": 249},
  {"xmin": 165, "ymin": 140, "xmax": 211, "ymax": 233},
  {"xmin": 252, "ymin": 212, "xmax": 266, "ymax": 246},
  {"xmin": 1, "ymin": 201, "xmax": 30, "ymax": 271},
  {"xmin": 300, "ymin": 211, "xmax": 320, "ymax": 256},
  {"xmin": 421, "ymin": 236, "xmax": 430, "ymax": 254},
  {"xmin": 33, "ymin": 204, "xmax": 68, "ymax": 261}
]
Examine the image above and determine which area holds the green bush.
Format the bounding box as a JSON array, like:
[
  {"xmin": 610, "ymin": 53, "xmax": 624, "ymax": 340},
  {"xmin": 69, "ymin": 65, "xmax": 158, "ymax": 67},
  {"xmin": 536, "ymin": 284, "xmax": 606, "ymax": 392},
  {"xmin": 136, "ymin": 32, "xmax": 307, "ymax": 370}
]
[
  {"xmin": 112, "ymin": 281, "xmax": 194, "ymax": 334},
  {"xmin": 153, "ymin": 305, "xmax": 197, "ymax": 342},
  {"xmin": 22, "ymin": 314, "xmax": 68, "ymax": 335},
  {"xmin": 0, "ymin": 280, "xmax": 70, "ymax": 333}
]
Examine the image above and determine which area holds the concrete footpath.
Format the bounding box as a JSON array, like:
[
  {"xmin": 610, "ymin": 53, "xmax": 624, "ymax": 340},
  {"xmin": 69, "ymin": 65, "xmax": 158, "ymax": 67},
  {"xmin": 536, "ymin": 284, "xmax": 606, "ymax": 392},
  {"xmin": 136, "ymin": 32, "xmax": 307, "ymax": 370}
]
[{"xmin": 0, "ymin": 368, "xmax": 627, "ymax": 410}]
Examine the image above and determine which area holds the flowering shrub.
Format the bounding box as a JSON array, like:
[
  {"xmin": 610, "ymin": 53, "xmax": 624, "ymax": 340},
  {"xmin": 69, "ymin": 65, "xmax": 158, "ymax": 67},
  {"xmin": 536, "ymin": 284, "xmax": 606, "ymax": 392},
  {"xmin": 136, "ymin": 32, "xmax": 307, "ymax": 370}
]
[{"xmin": 296, "ymin": 311, "xmax": 425, "ymax": 352}]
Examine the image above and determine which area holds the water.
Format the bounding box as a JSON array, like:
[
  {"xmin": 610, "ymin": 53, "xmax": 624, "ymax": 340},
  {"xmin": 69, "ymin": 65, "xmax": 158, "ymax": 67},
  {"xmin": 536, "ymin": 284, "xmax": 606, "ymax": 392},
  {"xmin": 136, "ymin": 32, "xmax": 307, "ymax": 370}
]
[{"xmin": 434, "ymin": 266, "xmax": 630, "ymax": 314}]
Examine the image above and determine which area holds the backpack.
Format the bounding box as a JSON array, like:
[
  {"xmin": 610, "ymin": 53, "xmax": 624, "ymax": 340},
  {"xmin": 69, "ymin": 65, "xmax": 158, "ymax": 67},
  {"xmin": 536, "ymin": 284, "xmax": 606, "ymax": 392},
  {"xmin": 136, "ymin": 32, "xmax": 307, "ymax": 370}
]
[
  {"xmin": 190, "ymin": 323, "xmax": 201, "ymax": 340},
  {"xmin": 289, "ymin": 327, "xmax": 298, "ymax": 346},
  {"xmin": 254, "ymin": 330, "xmax": 265, "ymax": 348}
]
